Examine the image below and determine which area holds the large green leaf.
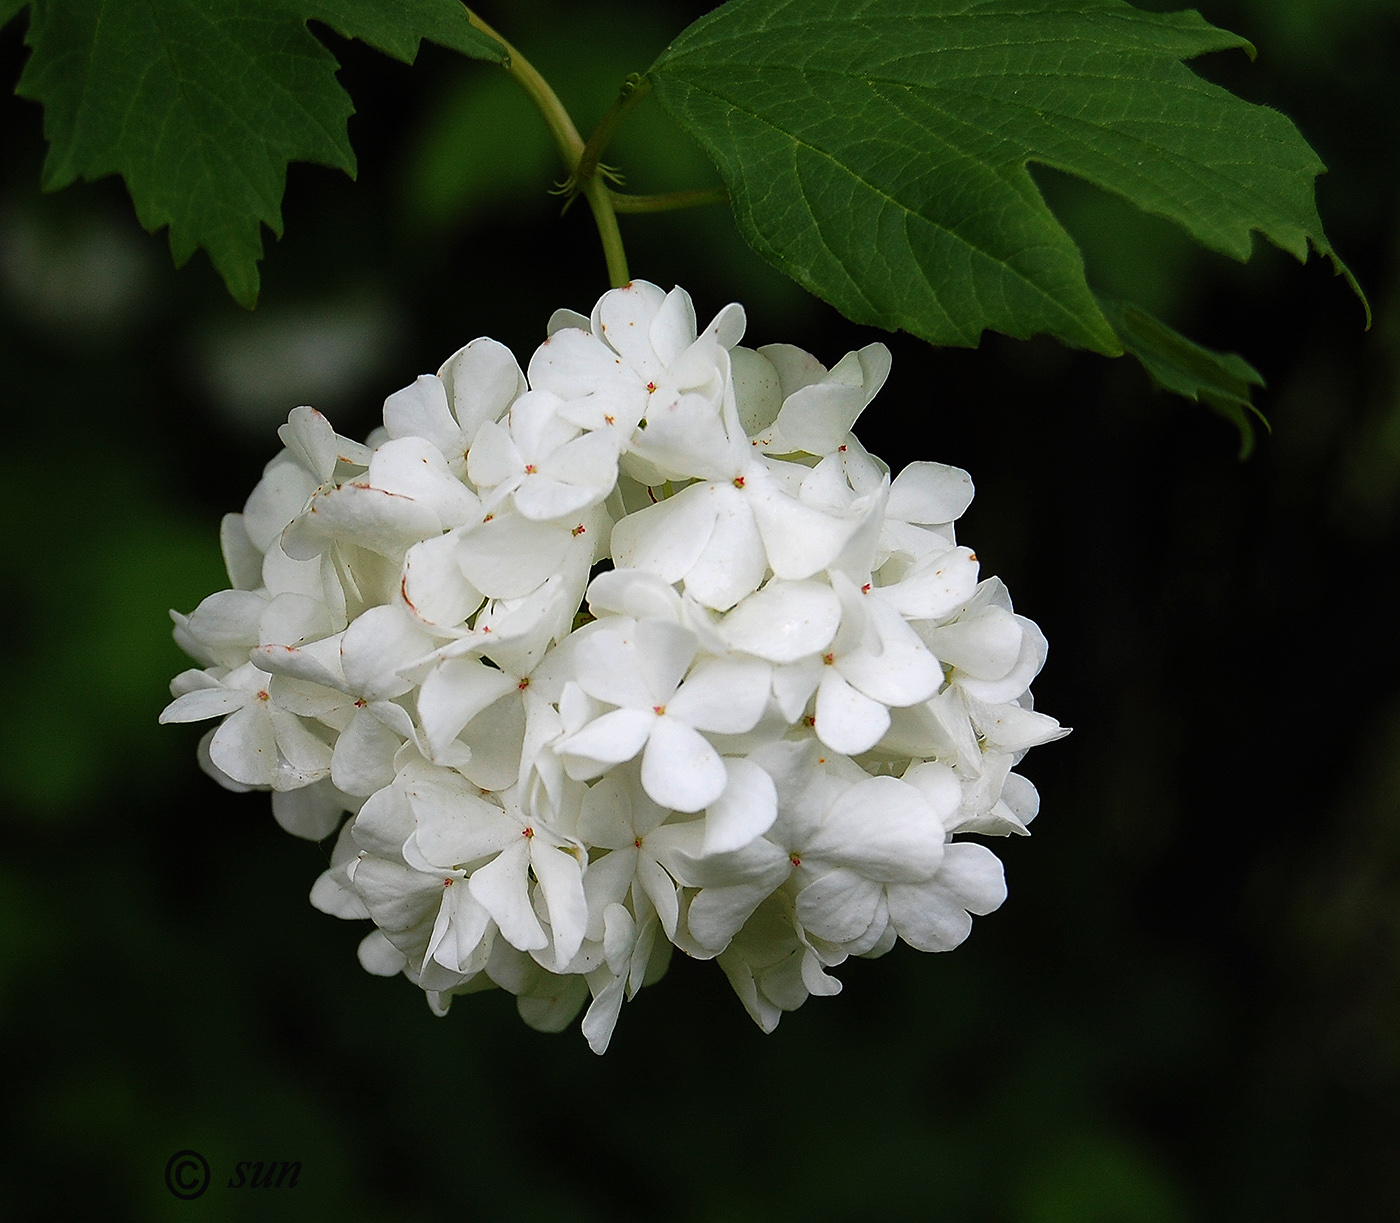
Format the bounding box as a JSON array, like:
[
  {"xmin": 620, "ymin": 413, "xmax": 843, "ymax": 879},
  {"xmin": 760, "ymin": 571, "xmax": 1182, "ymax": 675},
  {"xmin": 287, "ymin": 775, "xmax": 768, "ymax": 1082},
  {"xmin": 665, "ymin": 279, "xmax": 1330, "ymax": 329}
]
[
  {"xmin": 13, "ymin": 1, "xmax": 504, "ymax": 307},
  {"xmin": 649, "ymin": 0, "xmax": 1361, "ymax": 357}
]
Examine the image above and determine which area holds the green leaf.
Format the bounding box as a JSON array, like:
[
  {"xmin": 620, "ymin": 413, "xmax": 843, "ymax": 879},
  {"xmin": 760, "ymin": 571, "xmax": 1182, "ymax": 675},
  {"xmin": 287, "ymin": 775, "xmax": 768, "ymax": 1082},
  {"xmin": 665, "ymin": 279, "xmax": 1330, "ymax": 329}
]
[
  {"xmin": 15, "ymin": 1, "xmax": 504, "ymax": 307},
  {"xmin": 1096, "ymin": 294, "xmax": 1267, "ymax": 458},
  {"xmin": 1, "ymin": 1, "xmax": 28, "ymax": 29},
  {"xmin": 650, "ymin": 0, "xmax": 1364, "ymax": 358},
  {"xmin": 301, "ymin": 1, "xmax": 505, "ymax": 65}
]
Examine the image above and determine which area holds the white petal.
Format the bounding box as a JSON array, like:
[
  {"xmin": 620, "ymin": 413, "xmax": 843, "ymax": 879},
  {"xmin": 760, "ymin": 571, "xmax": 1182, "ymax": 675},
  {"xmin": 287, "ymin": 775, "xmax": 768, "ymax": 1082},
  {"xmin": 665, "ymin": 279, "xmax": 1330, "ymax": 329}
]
[
  {"xmin": 208, "ymin": 705, "xmax": 278, "ymax": 787},
  {"xmin": 184, "ymin": 589, "xmax": 265, "ymax": 653},
  {"xmin": 455, "ymin": 512, "xmax": 571, "ymax": 599},
  {"xmin": 610, "ymin": 482, "xmax": 718, "ymax": 584},
  {"xmin": 667, "ymin": 657, "xmax": 771, "ymax": 735},
  {"xmin": 748, "ymin": 480, "xmax": 860, "ymax": 580},
  {"xmin": 703, "ymin": 757, "xmax": 778, "ymax": 855},
  {"xmin": 814, "ymin": 669, "xmax": 890, "ymax": 756},
  {"xmin": 283, "ymin": 481, "xmax": 440, "ymax": 560},
  {"xmin": 440, "ymin": 337, "xmax": 525, "ymax": 446},
  {"xmin": 635, "ymin": 619, "xmax": 698, "ymax": 706},
  {"xmin": 805, "ymin": 775, "xmax": 945, "ymax": 883},
  {"xmin": 682, "ymin": 488, "xmax": 766, "ymax": 610},
  {"xmin": 341, "ymin": 605, "xmax": 435, "ymax": 700},
  {"xmin": 272, "ymin": 780, "xmax": 348, "ymax": 841},
  {"xmin": 243, "ymin": 453, "xmax": 318, "ymax": 552},
  {"xmin": 418, "ymin": 657, "xmax": 519, "ymax": 758},
  {"xmin": 259, "ymin": 591, "xmax": 334, "ymax": 649},
  {"xmin": 466, "ymin": 419, "xmax": 523, "ymax": 490},
  {"xmin": 887, "ymin": 843, "xmax": 1005, "ymax": 952},
  {"xmin": 598, "ymin": 280, "xmax": 669, "ymax": 375},
  {"xmin": 458, "ymin": 692, "xmax": 527, "ymax": 790},
  {"xmin": 888, "ymin": 461, "xmax": 974, "ymax": 525},
  {"xmin": 404, "ymin": 768, "xmax": 516, "ymax": 866},
  {"xmin": 687, "ymin": 880, "xmax": 775, "ymax": 955},
  {"xmin": 268, "ymin": 708, "xmax": 334, "ymax": 786},
  {"xmin": 383, "ymin": 374, "xmax": 462, "ymax": 456},
  {"xmin": 572, "ymin": 626, "xmax": 655, "ymax": 710},
  {"xmin": 721, "ymin": 580, "xmax": 841, "ymax": 663},
  {"xmin": 926, "ymin": 606, "xmax": 1024, "ymax": 678},
  {"xmin": 796, "ymin": 868, "xmax": 883, "ymax": 943},
  {"xmin": 529, "ymin": 839, "xmax": 589, "ymax": 970},
  {"xmin": 901, "ymin": 761, "xmax": 963, "ymax": 827},
  {"xmin": 838, "ymin": 599, "xmax": 942, "ymax": 708},
  {"xmin": 558, "ymin": 707, "xmax": 655, "ymax": 766},
  {"xmin": 159, "ymin": 686, "xmax": 247, "ymax": 724},
  {"xmin": 649, "ymin": 285, "xmax": 699, "ymax": 365},
  {"xmin": 759, "ymin": 342, "xmax": 827, "ymax": 398},
  {"xmin": 370, "ymin": 436, "xmax": 478, "ymax": 529},
  {"xmin": 879, "ymin": 546, "xmax": 980, "ymax": 620},
  {"xmin": 581, "ymin": 967, "xmax": 628, "ymax": 1055},
  {"xmin": 357, "ymin": 929, "xmax": 408, "ymax": 976},
  {"xmin": 513, "ymin": 474, "xmax": 601, "ymax": 522},
  {"xmin": 641, "ymin": 716, "xmax": 727, "ymax": 812},
  {"xmin": 278, "ymin": 405, "xmax": 343, "ymax": 483},
  {"xmin": 220, "ymin": 513, "xmax": 263, "ymax": 590},
  {"xmin": 468, "ymin": 841, "xmax": 546, "ymax": 951},
  {"xmin": 330, "ymin": 708, "xmax": 402, "ymax": 796},
  {"xmin": 400, "ymin": 530, "xmax": 484, "ymax": 629}
]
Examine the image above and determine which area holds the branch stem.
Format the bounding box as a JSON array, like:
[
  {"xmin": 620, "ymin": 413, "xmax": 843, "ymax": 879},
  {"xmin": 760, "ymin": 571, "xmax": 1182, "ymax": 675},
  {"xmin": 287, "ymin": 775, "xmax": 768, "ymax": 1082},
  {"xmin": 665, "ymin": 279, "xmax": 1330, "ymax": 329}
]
[
  {"xmin": 577, "ymin": 75, "xmax": 653, "ymax": 189},
  {"xmin": 466, "ymin": 9, "xmax": 630, "ymax": 287}
]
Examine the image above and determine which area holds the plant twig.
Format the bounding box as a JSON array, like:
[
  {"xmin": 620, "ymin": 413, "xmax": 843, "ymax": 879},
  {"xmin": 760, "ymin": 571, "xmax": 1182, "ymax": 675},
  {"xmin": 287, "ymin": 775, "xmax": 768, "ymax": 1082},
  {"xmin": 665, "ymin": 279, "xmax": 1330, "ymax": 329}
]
[
  {"xmin": 465, "ymin": 9, "xmax": 629, "ymax": 287},
  {"xmin": 577, "ymin": 75, "xmax": 653, "ymax": 191}
]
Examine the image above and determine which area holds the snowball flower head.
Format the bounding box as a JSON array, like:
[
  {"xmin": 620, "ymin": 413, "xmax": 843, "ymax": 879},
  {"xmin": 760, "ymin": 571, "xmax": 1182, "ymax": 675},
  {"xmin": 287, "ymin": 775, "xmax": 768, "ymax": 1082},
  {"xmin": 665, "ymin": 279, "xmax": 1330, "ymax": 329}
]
[{"xmin": 164, "ymin": 282, "xmax": 1065, "ymax": 1052}]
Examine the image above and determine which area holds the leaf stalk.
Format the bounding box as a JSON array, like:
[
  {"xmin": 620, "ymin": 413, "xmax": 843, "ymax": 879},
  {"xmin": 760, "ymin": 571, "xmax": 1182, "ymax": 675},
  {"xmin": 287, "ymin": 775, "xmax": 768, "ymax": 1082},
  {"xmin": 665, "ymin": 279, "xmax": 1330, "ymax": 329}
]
[{"xmin": 609, "ymin": 188, "xmax": 729, "ymax": 214}]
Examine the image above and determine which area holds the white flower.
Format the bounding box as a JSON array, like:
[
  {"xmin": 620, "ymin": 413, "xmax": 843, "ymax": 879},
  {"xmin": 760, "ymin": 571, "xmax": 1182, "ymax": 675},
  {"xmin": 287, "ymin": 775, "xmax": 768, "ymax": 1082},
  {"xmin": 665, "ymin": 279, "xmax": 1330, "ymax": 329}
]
[
  {"xmin": 556, "ymin": 617, "xmax": 770, "ymax": 812},
  {"xmin": 165, "ymin": 282, "xmax": 1065, "ymax": 1052}
]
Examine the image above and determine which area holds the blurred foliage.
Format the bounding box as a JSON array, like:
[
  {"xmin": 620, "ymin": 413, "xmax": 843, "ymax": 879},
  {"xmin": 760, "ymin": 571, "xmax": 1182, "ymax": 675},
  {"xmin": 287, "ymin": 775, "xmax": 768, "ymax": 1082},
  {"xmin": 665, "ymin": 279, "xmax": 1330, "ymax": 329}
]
[{"xmin": 0, "ymin": 0, "xmax": 1397, "ymax": 1220}]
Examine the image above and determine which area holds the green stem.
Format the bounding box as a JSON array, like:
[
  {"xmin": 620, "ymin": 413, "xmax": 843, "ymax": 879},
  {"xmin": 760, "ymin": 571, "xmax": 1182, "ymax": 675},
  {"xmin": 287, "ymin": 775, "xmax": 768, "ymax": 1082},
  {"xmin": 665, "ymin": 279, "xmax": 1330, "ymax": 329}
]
[
  {"xmin": 577, "ymin": 75, "xmax": 653, "ymax": 189},
  {"xmin": 610, "ymin": 187, "xmax": 729, "ymax": 214},
  {"xmin": 466, "ymin": 9, "xmax": 630, "ymax": 287}
]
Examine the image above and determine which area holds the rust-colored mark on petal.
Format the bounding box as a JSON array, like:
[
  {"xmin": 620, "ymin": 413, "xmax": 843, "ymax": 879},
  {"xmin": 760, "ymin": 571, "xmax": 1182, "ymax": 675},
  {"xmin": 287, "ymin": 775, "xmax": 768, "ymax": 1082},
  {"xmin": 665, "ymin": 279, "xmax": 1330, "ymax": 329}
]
[
  {"xmin": 571, "ymin": 523, "xmax": 586, "ymax": 536},
  {"xmin": 822, "ymin": 653, "xmax": 835, "ymax": 666},
  {"xmin": 733, "ymin": 476, "xmax": 745, "ymax": 488}
]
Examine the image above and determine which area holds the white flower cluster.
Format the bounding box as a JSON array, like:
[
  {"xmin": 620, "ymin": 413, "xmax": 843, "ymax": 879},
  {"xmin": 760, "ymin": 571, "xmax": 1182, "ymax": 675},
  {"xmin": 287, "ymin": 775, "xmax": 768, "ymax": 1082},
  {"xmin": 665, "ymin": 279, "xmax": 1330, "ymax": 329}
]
[{"xmin": 163, "ymin": 282, "xmax": 1064, "ymax": 1051}]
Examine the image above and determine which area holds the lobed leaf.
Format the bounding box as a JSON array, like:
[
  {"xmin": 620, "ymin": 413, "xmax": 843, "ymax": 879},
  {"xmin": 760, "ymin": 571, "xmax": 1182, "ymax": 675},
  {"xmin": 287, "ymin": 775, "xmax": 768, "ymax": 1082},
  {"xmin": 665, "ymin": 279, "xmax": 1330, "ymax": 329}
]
[
  {"xmin": 1096, "ymin": 294, "xmax": 1267, "ymax": 457},
  {"xmin": 13, "ymin": 0, "xmax": 504, "ymax": 307},
  {"xmin": 649, "ymin": 0, "xmax": 1363, "ymax": 358}
]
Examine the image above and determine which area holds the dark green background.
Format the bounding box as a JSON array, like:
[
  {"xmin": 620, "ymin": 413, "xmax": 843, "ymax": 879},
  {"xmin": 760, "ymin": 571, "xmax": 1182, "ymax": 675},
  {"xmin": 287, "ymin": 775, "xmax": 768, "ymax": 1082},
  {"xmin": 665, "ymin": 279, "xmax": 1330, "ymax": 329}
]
[{"xmin": 1, "ymin": 1, "xmax": 1396, "ymax": 1218}]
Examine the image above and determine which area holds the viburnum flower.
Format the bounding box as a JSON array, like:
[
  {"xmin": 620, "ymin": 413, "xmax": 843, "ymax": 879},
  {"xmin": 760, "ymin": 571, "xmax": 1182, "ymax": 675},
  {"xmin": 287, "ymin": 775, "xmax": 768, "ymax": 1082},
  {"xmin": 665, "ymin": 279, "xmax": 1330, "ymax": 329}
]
[{"xmin": 163, "ymin": 281, "xmax": 1066, "ymax": 1053}]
